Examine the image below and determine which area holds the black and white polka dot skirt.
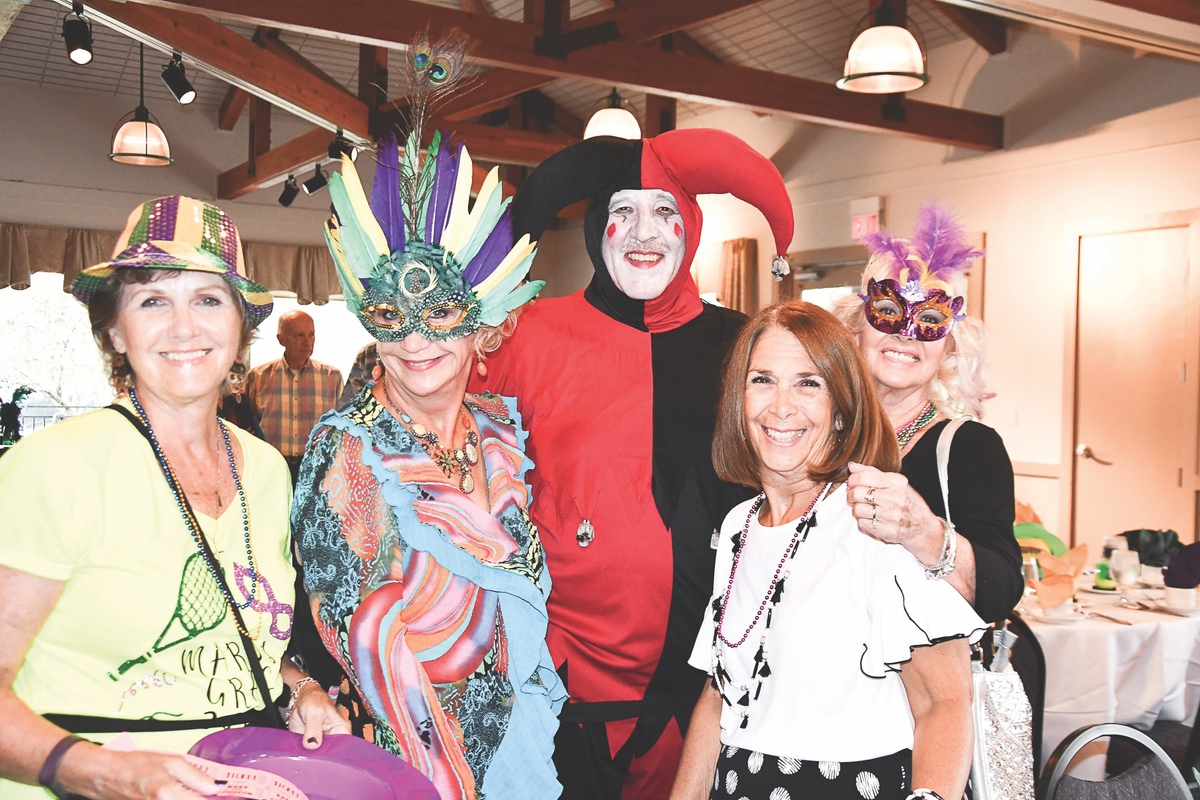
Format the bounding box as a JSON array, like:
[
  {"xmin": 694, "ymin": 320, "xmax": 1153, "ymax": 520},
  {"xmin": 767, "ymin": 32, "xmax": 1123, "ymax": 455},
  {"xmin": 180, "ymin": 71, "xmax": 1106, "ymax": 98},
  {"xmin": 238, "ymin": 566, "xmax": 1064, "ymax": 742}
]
[{"xmin": 709, "ymin": 744, "xmax": 912, "ymax": 800}]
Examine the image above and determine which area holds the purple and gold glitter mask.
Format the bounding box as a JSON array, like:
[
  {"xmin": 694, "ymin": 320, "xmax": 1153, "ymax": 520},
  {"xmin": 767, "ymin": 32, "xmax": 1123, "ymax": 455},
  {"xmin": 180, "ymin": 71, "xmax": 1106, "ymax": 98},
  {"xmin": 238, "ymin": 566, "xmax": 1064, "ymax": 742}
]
[{"xmin": 861, "ymin": 278, "xmax": 964, "ymax": 342}]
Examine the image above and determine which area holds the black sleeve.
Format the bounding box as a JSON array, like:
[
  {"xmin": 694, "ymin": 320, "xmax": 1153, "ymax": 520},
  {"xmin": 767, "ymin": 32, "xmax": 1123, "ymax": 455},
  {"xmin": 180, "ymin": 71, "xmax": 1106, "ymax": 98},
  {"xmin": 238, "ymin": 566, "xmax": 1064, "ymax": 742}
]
[{"xmin": 904, "ymin": 421, "xmax": 1024, "ymax": 624}]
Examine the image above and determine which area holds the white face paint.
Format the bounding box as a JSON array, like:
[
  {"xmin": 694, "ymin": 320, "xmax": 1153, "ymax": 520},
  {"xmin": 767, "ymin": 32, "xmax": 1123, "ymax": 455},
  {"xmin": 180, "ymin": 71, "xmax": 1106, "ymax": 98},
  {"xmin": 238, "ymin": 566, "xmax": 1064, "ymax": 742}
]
[{"xmin": 600, "ymin": 189, "xmax": 686, "ymax": 300}]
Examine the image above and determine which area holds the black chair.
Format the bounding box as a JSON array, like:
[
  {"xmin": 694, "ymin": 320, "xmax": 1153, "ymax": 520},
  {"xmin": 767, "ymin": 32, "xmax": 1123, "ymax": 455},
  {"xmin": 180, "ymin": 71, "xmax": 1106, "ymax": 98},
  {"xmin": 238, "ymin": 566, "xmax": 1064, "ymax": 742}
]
[
  {"xmin": 1039, "ymin": 723, "xmax": 1191, "ymax": 799},
  {"xmin": 1104, "ymin": 693, "xmax": 1200, "ymax": 790},
  {"xmin": 1007, "ymin": 613, "xmax": 1047, "ymax": 785}
]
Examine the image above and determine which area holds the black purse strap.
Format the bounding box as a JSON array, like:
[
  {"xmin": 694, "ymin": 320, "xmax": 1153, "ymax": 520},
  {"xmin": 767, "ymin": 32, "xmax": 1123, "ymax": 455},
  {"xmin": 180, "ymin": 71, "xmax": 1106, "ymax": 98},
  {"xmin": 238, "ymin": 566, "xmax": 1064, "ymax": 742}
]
[{"xmin": 108, "ymin": 403, "xmax": 285, "ymax": 729}]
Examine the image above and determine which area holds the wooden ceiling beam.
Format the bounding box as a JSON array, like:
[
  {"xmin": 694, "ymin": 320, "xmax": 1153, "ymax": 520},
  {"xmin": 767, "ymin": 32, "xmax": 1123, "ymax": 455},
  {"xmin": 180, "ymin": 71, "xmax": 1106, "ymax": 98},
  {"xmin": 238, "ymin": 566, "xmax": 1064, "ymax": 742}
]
[
  {"xmin": 934, "ymin": 1, "xmax": 1007, "ymax": 54},
  {"xmin": 117, "ymin": 0, "xmax": 1002, "ymax": 150},
  {"xmin": 575, "ymin": 0, "xmax": 764, "ymax": 45},
  {"xmin": 217, "ymin": 85, "xmax": 249, "ymax": 130},
  {"xmin": 75, "ymin": 0, "xmax": 370, "ymax": 138},
  {"xmin": 252, "ymin": 28, "xmax": 346, "ymax": 91},
  {"xmin": 1080, "ymin": 0, "xmax": 1200, "ymax": 26},
  {"xmin": 669, "ymin": 31, "xmax": 721, "ymax": 61},
  {"xmin": 219, "ymin": 127, "xmax": 329, "ymax": 200}
]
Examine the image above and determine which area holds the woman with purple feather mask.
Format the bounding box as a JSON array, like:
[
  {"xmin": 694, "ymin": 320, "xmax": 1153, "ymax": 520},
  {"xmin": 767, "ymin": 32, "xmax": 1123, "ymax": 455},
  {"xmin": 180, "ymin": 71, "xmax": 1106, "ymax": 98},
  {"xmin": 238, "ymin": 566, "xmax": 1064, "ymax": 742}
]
[
  {"xmin": 833, "ymin": 204, "xmax": 1023, "ymax": 624},
  {"xmin": 291, "ymin": 124, "xmax": 562, "ymax": 800}
]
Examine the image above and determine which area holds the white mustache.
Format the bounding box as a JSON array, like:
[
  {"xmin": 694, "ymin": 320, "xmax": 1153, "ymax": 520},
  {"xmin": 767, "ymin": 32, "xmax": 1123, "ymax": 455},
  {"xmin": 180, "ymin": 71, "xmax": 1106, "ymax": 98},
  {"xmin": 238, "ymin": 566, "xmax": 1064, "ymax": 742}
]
[{"xmin": 621, "ymin": 237, "xmax": 669, "ymax": 255}]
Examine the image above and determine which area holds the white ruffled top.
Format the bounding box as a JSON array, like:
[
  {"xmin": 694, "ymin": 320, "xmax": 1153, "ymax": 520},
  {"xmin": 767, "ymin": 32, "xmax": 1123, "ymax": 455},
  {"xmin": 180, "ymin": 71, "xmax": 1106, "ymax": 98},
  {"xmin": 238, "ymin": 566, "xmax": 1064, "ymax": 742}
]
[{"xmin": 689, "ymin": 483, "xmax": 986, "ymax": 762}]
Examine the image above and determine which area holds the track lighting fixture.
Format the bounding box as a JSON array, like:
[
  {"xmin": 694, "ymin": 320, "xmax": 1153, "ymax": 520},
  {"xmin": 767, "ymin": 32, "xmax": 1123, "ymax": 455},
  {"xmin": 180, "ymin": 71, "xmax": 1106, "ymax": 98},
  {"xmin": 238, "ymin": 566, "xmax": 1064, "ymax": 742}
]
[
  {"xmin": 327, "ymin": 132, "xmax": 357, "ymax": 162},
  {"xmin": 302, "ymin": 164, "xmax": 328, "ymax": 195},
  {"xmin": 160, "ymin": 53, "xmax": 196, "ymax": 105},
  {"xmin": 278, "ymin": 175, "xmax": 300, "ymax": 207},
  {"xmin": 61, "ymin": 3, "xmax": 93, "ymax": 66}
]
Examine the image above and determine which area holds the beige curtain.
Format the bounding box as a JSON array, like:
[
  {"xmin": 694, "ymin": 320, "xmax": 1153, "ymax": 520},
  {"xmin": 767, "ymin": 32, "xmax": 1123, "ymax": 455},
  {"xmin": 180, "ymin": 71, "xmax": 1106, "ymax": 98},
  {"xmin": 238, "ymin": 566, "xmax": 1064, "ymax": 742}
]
[
  {"xmin": 720, "ymin": 237, "xmax": 759, "ymax": 315},
  {"xmin": 244, "ymin": 242, "xmax": 338, "ymax": 305},
  {"xmin": 0, "ymin": 223, "xmax": 31, "ymax": 290},
  {"xmin": 1, "ymin": 221, "xmax": 339, "ymax": 304}
]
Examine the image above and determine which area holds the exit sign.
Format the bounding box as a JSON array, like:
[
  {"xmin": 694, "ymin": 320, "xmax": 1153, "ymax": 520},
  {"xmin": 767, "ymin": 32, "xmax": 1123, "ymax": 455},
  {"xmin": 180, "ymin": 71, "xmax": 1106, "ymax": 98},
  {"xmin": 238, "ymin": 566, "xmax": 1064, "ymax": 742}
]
[{"xmin": 851, "ymin": 213, "xmax": 879, "ymax": 239}]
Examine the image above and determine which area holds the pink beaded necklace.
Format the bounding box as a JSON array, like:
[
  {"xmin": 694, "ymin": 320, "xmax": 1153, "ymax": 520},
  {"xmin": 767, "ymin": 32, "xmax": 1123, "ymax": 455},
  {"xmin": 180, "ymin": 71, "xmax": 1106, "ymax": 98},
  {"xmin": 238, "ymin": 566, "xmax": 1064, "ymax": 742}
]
[{"xmin": 716, "ymin": 483, "xmax": 831, "ymax": 648}]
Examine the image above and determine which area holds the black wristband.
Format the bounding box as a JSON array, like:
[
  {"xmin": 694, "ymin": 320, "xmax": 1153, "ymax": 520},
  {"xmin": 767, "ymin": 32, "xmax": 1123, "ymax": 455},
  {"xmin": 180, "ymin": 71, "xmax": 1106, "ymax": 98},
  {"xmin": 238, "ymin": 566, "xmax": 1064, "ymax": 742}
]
[{"xmin": 37, "ymin": 734, "xmax": 85, "ymax": 795}]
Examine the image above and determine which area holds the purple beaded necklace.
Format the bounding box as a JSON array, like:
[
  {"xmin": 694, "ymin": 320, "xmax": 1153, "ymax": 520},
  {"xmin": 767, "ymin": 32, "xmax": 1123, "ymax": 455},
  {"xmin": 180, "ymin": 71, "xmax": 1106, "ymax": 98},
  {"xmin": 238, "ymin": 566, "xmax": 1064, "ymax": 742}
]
[{"xmin": 712, "ymin": 482, "xmax": 830, "ymax": 727}]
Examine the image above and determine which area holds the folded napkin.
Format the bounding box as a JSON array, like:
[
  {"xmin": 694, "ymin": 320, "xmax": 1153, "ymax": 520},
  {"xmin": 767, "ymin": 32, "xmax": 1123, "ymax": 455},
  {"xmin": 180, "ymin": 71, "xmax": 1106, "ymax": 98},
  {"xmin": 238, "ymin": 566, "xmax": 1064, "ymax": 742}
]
[
  {"xmin": 1032, "ymin": 544, "xmax": 1088, "ymax": 609},
  {"xmin": 1164, "ymin": 542, "xmax": 1200, "ymax": 589},
  {"xmin": 1120, "ymin": 529, "xmax": 1181, "ymax": 568}
]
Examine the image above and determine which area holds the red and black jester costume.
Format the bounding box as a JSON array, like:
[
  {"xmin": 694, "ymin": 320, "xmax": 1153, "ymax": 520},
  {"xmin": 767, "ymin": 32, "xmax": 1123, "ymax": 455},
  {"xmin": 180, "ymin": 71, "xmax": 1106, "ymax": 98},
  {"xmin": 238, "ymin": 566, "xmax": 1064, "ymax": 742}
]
[{"xmin": 472, "ymin": 129, "xmax": 794, "ymax": 799}]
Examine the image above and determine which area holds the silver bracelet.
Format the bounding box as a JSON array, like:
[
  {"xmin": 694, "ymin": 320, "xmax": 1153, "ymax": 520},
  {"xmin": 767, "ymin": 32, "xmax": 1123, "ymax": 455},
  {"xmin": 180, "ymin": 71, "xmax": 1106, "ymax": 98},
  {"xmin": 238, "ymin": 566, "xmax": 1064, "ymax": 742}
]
[
  {"xmin": 924, "ymin": 517, "xmax": 957, "ymax": 580},
  {"xmin": 285, "ymin": 676, "xmax": 320, "ymax": 724},
  {"xmin": 907, "ymin": 790, "xmax": 944, "ymax": 800}
]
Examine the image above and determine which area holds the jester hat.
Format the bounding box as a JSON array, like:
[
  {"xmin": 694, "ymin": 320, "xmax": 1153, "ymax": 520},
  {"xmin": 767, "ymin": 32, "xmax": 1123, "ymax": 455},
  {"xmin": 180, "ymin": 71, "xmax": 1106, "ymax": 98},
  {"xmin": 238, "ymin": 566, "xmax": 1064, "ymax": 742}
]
[
  {"xmin": 72, "ymin": 195, "xmax": 273, "ymax": 326},
  {"xmin": 324, "ymin": 130, "xmax": 545, "ymax": 342},
  {"xmin": 859, "ymin": 203, "xmax": 982, "ymax": 342},
  {"xmin": 511, "ymin": 129, "xmax": 794, "ymax": 328}
]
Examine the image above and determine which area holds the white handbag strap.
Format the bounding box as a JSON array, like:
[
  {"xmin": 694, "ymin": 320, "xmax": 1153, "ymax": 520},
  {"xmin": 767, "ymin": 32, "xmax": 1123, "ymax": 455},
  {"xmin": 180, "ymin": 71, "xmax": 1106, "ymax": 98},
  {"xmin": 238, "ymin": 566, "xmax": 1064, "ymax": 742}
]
[{"xmin": 935, "ymin": 416, "xmax": 972, "ymax": 528}]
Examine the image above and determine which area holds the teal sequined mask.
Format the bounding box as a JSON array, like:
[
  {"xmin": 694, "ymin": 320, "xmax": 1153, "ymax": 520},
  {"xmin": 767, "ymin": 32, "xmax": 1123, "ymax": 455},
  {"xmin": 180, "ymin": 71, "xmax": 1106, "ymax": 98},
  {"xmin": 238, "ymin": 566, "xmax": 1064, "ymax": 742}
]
[{"xmin": 359, "ymin": 242, "xmax": 482, "ymax": 342}]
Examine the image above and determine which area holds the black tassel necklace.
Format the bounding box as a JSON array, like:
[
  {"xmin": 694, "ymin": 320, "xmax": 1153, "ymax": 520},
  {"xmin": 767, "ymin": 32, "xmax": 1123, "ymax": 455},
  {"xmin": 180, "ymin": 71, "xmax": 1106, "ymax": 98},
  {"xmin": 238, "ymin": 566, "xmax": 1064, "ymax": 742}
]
[{"xmin": 711, "ymin": 483, "xmax": 829, "ymax": 729}]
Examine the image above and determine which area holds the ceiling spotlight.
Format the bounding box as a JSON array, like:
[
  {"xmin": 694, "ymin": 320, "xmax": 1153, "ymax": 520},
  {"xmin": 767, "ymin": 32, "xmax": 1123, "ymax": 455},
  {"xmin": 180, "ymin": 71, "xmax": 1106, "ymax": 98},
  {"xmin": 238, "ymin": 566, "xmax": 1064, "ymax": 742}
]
[
  {"xmin": 160, "ymin": 53, "xmax": 196, "ymax": 105},
  {"xmin": 278, "ymin": 175, "xmax": 300, "ymax": 207},
  {"xmin": 327, "ymin": 132, "xmax": 357, "ymax": 162},
  {"xmin": 61, "ymin": 3, "xmax": 93, "ymax": 66},
  {"xmin": 302, "ymin": 164, "xmax": 328, "ymax": 195}
]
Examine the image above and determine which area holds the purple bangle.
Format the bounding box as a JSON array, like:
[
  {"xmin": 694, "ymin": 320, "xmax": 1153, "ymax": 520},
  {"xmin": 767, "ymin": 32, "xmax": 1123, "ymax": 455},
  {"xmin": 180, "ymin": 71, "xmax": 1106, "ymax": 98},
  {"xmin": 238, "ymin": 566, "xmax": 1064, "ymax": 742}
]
[{"xmin": 37, "ymin": 735, "xmax": 84, "ymax": 795}]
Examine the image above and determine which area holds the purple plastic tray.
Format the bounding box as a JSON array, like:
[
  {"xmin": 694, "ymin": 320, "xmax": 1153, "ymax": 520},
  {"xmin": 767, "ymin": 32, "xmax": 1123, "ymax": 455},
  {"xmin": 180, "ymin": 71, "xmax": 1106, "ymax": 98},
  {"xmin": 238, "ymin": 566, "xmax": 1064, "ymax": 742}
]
[{"xmin": 189, "ymin": 727, "xmax": 438, "ymax": 800}]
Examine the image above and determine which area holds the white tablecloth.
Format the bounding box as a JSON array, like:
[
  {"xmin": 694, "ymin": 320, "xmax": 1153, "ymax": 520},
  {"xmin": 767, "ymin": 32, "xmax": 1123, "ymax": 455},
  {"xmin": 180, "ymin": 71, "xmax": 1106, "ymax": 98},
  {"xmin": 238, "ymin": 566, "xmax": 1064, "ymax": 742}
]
[{"xmin": 1023, "ymin": 589, "xmax": 1200, "ymax": 775}]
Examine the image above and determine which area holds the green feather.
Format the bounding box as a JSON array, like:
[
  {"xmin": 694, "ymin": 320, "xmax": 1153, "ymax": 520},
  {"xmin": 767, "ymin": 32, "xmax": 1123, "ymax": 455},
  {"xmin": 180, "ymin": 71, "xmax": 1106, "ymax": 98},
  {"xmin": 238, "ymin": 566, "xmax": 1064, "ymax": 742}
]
[
  {"xmin": 324, "ymin": 222, "xmax": 364, "ymax": 313},
  {"xmin": 413, "ymin": 129, "xmax": 442, "ymax": 239},
  {"xmin": 328, "ymin": 174, "xmax": 386, "ymax": 282},
  {"xmin": 479, "ymin": 279, "xmax": 545, "ymax": 327}
]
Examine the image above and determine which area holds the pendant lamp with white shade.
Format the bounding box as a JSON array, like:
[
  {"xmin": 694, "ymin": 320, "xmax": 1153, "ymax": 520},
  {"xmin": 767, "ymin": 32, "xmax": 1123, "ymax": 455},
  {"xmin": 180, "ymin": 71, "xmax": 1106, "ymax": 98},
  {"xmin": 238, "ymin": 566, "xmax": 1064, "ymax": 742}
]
[
  {"xmin": 584, "ymin": 88, "xmax": 641, "ymax": 140},
  {"xmin": 837, "ymin": 0, "xmax": 928, "ymax": 94},
  {"xmin": 110, "ymin": 43, "xmax": 173, "ymax": 166}
]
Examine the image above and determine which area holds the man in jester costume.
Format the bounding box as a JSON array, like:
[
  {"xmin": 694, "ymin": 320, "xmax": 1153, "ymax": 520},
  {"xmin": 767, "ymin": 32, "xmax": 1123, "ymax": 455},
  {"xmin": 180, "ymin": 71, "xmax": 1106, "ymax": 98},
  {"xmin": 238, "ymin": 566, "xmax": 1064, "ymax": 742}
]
[{"xmin": 472, "ymin": 130, "xmax": 795, "ymax": 798}]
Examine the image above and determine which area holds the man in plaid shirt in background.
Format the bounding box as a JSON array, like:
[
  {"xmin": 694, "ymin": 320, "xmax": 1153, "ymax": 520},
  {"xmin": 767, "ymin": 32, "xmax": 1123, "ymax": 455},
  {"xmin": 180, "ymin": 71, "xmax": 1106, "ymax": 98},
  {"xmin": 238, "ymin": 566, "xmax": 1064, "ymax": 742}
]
[{"xmin": 248, "ymin": 309, "xmax": 343, "ymax": 483}]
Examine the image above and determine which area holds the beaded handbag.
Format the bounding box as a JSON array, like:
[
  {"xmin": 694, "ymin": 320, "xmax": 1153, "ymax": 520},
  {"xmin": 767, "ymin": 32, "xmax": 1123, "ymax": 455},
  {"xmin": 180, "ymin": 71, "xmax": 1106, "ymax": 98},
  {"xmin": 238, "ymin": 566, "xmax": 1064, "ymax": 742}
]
[{"xmin": 936, "ymin": 419, "xmax": 1035, "ymax": 800}]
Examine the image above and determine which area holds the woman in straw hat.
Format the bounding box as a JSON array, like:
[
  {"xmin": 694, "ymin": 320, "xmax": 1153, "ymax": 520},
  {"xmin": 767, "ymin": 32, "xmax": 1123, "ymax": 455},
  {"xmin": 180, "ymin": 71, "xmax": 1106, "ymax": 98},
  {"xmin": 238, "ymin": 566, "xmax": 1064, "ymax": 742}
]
[{"xmin": 0, "ymin": 196, "xmax": 347, "ymax": 800}]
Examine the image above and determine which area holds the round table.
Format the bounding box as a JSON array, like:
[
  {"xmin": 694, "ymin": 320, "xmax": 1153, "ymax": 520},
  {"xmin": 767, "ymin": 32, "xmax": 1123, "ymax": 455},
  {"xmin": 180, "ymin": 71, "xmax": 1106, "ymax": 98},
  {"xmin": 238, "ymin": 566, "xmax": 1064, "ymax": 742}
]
[{"xmin": 1022, "ymin": 585, "xmax": 1200, "ymax": 778}]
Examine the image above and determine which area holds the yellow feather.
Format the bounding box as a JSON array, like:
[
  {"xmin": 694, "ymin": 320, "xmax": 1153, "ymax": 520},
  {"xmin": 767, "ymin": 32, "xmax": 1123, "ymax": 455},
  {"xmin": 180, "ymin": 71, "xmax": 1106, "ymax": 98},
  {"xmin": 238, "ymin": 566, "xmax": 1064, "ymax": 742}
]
[
  {"xmin": 438, "ymin": 146, "xmax": 476, "ymax": 255},
  {"xmin": 339, "ymin": 154, "xmax": 389, "ymax": 258},
  {"xmin": 473, "ymin": 234, "xmax": 536, "ymax": 298}
]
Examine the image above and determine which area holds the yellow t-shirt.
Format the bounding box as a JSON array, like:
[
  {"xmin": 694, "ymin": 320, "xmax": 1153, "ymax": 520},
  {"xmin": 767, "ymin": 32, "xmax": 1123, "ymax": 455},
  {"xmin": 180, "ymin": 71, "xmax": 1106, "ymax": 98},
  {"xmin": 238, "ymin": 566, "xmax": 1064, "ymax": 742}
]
[{"xmin": 0, "ymin": 402, "xmax": 295, "ymax": 798}]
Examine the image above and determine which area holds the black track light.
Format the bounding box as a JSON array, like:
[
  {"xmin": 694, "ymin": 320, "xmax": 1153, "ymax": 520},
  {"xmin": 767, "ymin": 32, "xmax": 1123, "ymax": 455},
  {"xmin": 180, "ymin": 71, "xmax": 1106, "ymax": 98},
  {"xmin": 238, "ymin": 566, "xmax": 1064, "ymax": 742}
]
[
  {"xmin": 327, "ymin": 132, "xmax": 357, "ymax": 162},
  {"xmin": 278, "ymin": 175, "xmax": 300, "ymax": 207},
  {"xmin": 302, "ymin": 164, "xmax": 328, "ymax": 195},
  {"xmin": 62, "ymin": 3, "xmax": 93, "ymax": 66},
  {"xmin": 161, "ymin": 53, "xmax": 196, "ymax": 105}
]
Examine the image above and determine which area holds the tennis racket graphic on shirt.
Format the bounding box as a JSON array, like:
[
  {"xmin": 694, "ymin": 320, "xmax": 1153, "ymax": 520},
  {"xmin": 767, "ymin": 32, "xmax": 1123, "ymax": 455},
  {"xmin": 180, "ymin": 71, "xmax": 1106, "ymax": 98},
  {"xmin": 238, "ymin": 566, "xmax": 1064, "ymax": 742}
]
[{"xmin": 108, "ymin": 552, "xmax": 229, "ymax": 680}]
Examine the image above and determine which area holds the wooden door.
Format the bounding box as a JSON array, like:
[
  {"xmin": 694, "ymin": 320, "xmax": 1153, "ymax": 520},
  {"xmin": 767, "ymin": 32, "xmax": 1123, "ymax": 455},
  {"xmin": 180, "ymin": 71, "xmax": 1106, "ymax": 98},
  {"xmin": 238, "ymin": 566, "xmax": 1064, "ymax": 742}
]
[{"xmin": 1072, "ymin": 225, "xmax": 1197, "ymax": 552}]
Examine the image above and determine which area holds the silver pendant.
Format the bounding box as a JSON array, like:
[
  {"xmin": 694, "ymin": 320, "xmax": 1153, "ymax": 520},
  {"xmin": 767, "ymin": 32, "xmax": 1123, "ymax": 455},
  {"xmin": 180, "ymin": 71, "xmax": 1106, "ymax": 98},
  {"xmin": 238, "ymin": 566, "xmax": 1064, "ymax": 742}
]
[
  {"xmin": 576, "ymin": 518, "xmax": 595, "ymax": 547},
  {"xmin": 710, "ymin": 528, "xmax": 720, "ymax": 550}
]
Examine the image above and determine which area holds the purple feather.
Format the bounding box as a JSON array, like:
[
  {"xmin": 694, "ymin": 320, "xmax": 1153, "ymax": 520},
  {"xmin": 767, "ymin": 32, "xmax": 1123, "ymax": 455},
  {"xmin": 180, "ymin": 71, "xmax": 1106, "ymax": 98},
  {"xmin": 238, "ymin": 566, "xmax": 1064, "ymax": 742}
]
[
  {"xmin": 463, "ymin": 207, "xmax": 514, "ymax": 286},
  {"xmin": 370, "ymin": 133, "xmax": 406, "ymax": 253},
  {"xmin": 425, "ymin": 139, "xmax": 461, "ymax": 244},
  {"xmin": 861, "ymin": 230, "xmax": 912, "ymax": 276},
  {"xmin": 911, "ymin": 203, "xmax": 982, "ymax": 280}
]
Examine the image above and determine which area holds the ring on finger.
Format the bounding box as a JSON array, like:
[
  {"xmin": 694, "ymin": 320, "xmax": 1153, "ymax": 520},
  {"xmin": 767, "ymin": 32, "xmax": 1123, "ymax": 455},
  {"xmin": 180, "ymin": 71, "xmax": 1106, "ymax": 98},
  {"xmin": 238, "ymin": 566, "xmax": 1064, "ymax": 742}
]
[
  {"xmin": 866, "ymin": 487, "xmax": 876, "ymax": 506},
  {"xmin": 870, "ymin": 505, "xmax": 878, "ymax": 522},
  {"xmin": 871, "ymin": 516, "xmax": 879, "ymax": 530}
]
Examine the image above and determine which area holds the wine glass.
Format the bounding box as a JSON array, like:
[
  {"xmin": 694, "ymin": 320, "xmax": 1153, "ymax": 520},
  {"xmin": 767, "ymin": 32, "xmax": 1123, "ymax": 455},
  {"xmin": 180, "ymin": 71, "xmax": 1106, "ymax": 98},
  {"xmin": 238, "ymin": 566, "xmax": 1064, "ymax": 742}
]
[{"xmin": 1109, "ymin": 549, "xmax": 1141, "ymax": 607}]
